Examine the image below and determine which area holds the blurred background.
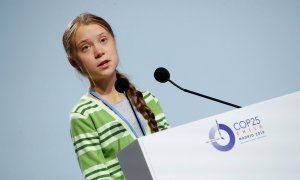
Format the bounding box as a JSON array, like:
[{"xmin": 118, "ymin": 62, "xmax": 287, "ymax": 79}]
[{"xmin": 0, "ymin": 0, "xmax": 299, "ymax": 179}]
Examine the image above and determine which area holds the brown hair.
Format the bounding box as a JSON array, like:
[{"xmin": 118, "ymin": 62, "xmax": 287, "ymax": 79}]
[
  {"xmin": 116, "ymin": 72, "xmax": 158, "ymax": 133},
  {"xmin": 62, "ymin": 12, "xmax": 158, "ymax": 133}
]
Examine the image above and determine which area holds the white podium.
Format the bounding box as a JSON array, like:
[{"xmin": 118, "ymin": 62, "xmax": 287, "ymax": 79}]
[{"xmin": 117, "ymin": 91, "xmax": 300, "ymax": 180}]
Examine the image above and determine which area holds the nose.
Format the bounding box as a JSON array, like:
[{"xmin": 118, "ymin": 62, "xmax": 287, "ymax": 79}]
[{"xmin": 93, "ymin": 44, "xmax": 104, "ymax": 59}]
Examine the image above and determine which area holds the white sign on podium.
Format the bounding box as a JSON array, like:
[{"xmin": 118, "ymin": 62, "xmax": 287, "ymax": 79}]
[{"xmin": 118, "ymin": 91, "xmax": 300, "ymax": 180}]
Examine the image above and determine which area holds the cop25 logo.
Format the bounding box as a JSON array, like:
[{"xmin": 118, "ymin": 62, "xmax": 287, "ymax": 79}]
[{"xmin": 208, "ymin": 120, "xmax": 235, "ymax": 152}]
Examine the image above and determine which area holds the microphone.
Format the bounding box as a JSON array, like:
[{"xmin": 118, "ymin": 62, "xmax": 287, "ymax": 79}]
[
  {"xmin": 154, "ymin": 67, "xmax": 242, "ymax": 108},
  {"xmin": 115, "ymin": 78, "xmax": 146, "ymax": 136},
  {"xmin": 115, "ymin": 78, "xmax": 130, "ymax": 93},
  {"xmin": 154, "ymin": 67, "xmax": 170, "ymax": 83}
]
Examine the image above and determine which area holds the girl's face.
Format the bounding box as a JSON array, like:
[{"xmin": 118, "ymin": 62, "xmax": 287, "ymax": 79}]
[{"xmin": 73, "ymin": 23, "xmax": 119, "ymax": 81}]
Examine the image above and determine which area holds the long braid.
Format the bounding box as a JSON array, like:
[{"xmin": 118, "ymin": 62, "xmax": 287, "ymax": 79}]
[{"xmin": 116, "ymin": 71, "xmax": 159, "ymax": 133}]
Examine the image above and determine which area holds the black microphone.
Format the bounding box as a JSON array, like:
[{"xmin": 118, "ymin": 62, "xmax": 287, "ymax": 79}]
[
  {"xmin": 115, "ymin": 78, "xmax": 130, "ymax": 93},
  {"xmin": 154, "ymin": 67, "xmax": 242, "ymax": 108},
  {"xmin": 115, "ymin": 78, "xmax": 146, "ymax": 136}
]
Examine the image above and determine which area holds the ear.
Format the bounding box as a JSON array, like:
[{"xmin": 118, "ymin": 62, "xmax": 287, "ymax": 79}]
[
  {"xmin": 68, "ymin": 56, "xmax": 78, "ymax": 68},
  {"xmin": 68, "ymin": 56, "xmax": 82, "ymax": 72}
]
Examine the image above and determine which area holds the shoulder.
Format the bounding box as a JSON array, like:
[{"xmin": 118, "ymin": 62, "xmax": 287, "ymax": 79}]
[
  {"xmin": 69, "ymin": 95, "xmax": 106, "ymax": 120},
  {"xmin": 142, "ymin": 91, "xmax": 170, "ymax": 129},
  {"xmin": 142, "ymin": 91, "xmax": 159, "ymax": 104},
  {"xmin": 141, "ymin": 90, "xmax": 164, "ymax": 115}
]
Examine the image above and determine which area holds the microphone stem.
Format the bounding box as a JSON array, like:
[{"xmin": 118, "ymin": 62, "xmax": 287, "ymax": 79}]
[
  {"xmin": 125, "ymin": 92, "xmax": 146, "ymax": 136},
  {"xmin": 168, "ymin": 80, "xmax": 242, "ymax": 108}
]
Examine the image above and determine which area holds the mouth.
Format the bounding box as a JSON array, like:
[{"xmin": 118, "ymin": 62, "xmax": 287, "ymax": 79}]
[{"xmin": 97, "ymin": 60, "xmax": 110, "ymax": 69}]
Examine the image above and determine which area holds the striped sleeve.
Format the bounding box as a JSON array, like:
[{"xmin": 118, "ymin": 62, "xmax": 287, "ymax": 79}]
[
  {"xmin": 70, "ymin": 113, "xmax": 113, "ymax": 180},
  {"xmin": 143, "ymin": 91, "xmax": 170, "ymax": 131}
]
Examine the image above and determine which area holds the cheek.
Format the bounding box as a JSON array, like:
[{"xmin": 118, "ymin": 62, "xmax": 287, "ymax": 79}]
[
  {"xmin": 116, "ymin": 57, "xmax": 119, "ymax": 66},
  {"xmin": 110, "ymin": 46, "xmax": 119, "ymax": 61},
  {"xmin": 73, "ymin": 56, "xmax": 90, "ymax": 71},
  {"xmin": 115, "ymin": 52, "xmax": 120, "ymax": 66},
  {"xmin": 77, "ymin": 54, "xmax": 93, "ymax": 65}
]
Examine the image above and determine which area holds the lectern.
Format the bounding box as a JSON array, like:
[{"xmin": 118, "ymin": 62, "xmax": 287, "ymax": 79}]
[{"xmin": 117, "ymin": 91, "xmax": 300, "ymax": 180}]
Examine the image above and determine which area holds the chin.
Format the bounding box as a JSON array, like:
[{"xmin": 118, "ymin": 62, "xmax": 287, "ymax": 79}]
[{"xmin": 97, "ymin": 70, "xmax": 117, "ymax": 79}]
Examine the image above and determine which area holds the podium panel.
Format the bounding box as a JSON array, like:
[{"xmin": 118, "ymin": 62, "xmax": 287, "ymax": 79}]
[{"xmin": 118, "ymin": 91, "xmax": 300, "ymax": 180}]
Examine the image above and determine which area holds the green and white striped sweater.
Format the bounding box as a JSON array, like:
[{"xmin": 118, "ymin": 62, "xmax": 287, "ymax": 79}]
[{"xmin": 70, "ymin": 91, "xmax": 169, "ymax": 180}]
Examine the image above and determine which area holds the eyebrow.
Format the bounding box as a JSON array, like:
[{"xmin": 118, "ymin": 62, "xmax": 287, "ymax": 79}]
[{"xmin": 76, "ymin": 32, "xmax": 105, "ymax": 48}]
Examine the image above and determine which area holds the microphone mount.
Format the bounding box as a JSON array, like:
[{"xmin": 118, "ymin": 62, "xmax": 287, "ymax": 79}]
[
  {"xmin": 115, "ymin": 78, "xmax": 146, "ymax": 136},
  {"xmin": 154, "ymin": 67, "xmax": 242, "ymax": 109},
  {"xmin": 168, "ymin": 79, "xmax": 241, "ymax": 108}
]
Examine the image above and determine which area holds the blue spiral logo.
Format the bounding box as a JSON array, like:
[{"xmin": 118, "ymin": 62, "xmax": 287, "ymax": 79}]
[{"xmin": 209, "ymin": 121, "xmax": 235, "ymax": 152}]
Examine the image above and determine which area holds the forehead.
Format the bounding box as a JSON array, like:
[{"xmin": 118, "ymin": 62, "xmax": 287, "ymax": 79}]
[{"xmin": 74, "ymin": 24, "xmax": 109, "ymax": 44}]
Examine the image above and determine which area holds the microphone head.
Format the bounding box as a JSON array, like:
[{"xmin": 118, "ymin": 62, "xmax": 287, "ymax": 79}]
[
  {"xmin": 115, "ymin": 78, "xmax": 130, "ymax": 93},
  {"xmin": 154, "ymin": 67, "xmax": 170, "ymax": 83}
]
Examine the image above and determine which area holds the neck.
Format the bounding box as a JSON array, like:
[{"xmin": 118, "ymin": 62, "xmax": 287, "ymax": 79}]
[{"xmin": 89, "ymin": 72, "xmax": 125, "ymax": 104}]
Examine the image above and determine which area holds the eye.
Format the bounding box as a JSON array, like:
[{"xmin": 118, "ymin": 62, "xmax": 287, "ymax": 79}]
[
  {"xmin": 100, "ymin": 37, "xmax": 108, "ymax": 44},
  {"xmin": 81, "ymin": 44, "xmax": 90, "ymax": 52}
]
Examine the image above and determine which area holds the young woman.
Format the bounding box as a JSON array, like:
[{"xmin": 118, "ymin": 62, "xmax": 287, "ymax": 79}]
[{"xmin": 62, "ymin": 13, "xmax": 169, "ymax": 180}]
